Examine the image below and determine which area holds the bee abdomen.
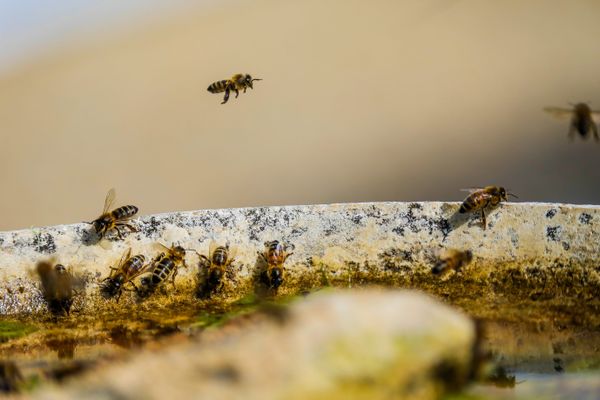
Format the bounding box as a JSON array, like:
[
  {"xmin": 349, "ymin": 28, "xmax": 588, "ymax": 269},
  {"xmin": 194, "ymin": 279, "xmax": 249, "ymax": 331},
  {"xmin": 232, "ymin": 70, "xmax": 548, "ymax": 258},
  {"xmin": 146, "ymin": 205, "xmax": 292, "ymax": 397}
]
[
  {"xmin": 111, "ymin": 205, "xmax": 138, "ymax": 220},
  {"xmin": 151, "ymin": 259, "xmax": 174, "ymax": 285},
  {"xmin": 212, "ymin": 247, "xmax": 228, "ymax": 266},
  {"xmin": 207, "ymin": 80, "xmax": 229, "ymax": 93},
  {"xmin": 431, "ymin": 261, "xmax": 449, "ymax": 275},
  {"xmin": 459, "ymin": 196, "xmax": 480, "ymax": 213}
]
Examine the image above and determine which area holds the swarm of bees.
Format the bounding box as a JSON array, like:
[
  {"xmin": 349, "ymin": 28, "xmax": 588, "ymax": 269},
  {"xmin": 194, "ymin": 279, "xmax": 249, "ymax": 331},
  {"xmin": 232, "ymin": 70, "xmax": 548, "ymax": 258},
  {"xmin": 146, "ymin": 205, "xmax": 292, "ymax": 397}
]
[
  {"xmin": 544, "ymin": 103, "xmax": 600, "ymax": 141},
  {"xmin": 207, "ymin": 73, "xmax": 262, "ymax": 104}
]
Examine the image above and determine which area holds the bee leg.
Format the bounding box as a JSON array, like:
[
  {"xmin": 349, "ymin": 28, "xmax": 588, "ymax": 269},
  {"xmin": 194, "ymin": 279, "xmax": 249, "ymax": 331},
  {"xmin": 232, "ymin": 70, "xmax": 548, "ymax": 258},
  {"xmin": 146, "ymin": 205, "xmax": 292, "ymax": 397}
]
[
  {"xmin": 592, "ymin": 124, "xmax": 599, "ymax": 141},
  {"xmin": 234, "ymin": 89, "xmax": 239, "ymax": 98},
  {"xmin": 481, "ymin": 209, "xmax": 487, "ymax": 230},
  {"xmin": 118, "ymin": 223, "xmax": 138, "ymax": 233},
  {"xmin": 116, "ymin": 291, "xmax": 122, "ymax": 303},
  {"xmin": 114, "ymin": 226, "xmax": 125, "ymax": 240},
  {"xmin": 221, "ymin": 88, "xmax": 230, "ymax": 104},
  {"xmin": 257, "ymin": 251, "xmax": 267, "ymax": 262}
]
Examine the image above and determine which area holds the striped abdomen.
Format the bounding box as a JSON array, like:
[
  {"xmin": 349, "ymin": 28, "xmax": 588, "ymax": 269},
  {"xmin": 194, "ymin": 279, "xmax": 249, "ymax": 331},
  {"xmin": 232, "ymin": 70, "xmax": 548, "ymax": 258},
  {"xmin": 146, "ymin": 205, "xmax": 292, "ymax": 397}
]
[
  {"xmin": 123, "ymin": 255, "xmax": 146, "ymax": 279},
  {"xmin": 207, "ymin": 80, "xmax": 229, "ymax": 93},
  {"xmin": 151, "ymin": 257, "xmax": 176, "ymax": 286},
  {"xmin": 459, "ymin": 192, "xmax": 488, "ymax": 214},
  {"xmin": 267, "ymin": 266, "xmax": 284, "ymax": 289},
  {"xmin": 111, "ymin": 205, "xmax": 138, "ymax": 221},
  {"xmin": 212, "ymin": 246, "xmax": 229, "ymax": 266},
  {"xmin": 265, "ymin": 241, "xmax": 285, "ymax": 264}
]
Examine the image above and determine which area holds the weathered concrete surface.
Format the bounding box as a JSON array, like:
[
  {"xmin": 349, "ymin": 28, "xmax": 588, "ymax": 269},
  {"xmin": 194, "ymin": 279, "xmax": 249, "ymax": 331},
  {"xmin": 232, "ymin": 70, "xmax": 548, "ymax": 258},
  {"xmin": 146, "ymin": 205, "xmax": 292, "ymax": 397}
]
[
  {"xmin": 33, "ymin": 290, "xmax": 477, "ymax": 400},
  {"xmin": 0, "ymin": 201, "xmax": 598, "ymax": 316}
]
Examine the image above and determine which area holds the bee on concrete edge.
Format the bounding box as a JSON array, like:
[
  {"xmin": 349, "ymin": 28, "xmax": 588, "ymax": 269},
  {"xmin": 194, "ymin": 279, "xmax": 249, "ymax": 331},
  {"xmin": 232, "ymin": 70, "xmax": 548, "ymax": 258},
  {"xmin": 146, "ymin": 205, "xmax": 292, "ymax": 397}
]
[
  {"xmin": 459, "ymin": 186, "xmax": 517, "ymax": 230},
  {"xmin": 197, "ymin": 241, "xmax": 236, "ymax": 298},
  {"xmin": 258, "ymin": 240, "xmax": 293, "ymax": 290},
  {"xmin": 432, "ymin": 249, "xmax": 473, "ymax": 275},
  {"xmin": 86, "ymin": 188, "xmax": 138, "ymax": 239},
  {"xmin": 139, "ymin": 243, "xmax": 190, "ymax": 293},
  {"xmin": 101, "ymin": 248, "xmax": 148, "ymax": 301},
  {"xmin": 36, "ymin": 261, "xmax": 75, "ymax": 316},
  {"xmin": 207, "ymin": 73, "xmax": 262, "ymax": 104}
]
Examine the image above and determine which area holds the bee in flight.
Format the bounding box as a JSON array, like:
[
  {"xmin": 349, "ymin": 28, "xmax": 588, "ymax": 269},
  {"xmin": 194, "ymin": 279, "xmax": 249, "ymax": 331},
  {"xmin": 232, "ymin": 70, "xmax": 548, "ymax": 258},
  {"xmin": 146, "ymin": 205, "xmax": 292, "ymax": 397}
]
[
  {"xmin": 87, "ymin": 188, "xmax": 138, "ymax": 239},
  {"xmin": 544, "ymin": 103, "xmax": 600, "ymax": 141},
  {"xmin": 36, "ymin": 261, "xmax": 75, "ymax": 316},
  {"xmin": 431, "ymin": 249, "xmax": 473, "ymax": 276},
  {"xmin": 459, "ymin": 186, "xmax": 517, "ymax": 230},
  {"xmin": 101, "ymin": 248, "xmax": 147, "ymax": 301},
  {"xmin": 197, "ymin": 242, "xmax": 236, "ymax": 298},
  {"xmin": 140, "ymin": 243, "xmax": 189, "ymax": 293},
  {"xmin": 207, "ymin": 73, "xmax": 262, "ymax": 104},
  {"xmin": 258, "ymin": 240, "xmax": 293, "ymax": 290}
]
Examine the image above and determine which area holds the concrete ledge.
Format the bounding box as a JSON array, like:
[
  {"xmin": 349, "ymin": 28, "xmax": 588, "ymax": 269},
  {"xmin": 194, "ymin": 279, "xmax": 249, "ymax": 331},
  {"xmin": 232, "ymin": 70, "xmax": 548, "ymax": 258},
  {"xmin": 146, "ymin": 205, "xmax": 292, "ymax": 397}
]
[{"xmin": 0, "ymin": 201, "xmax": 598, "ymax": 316}]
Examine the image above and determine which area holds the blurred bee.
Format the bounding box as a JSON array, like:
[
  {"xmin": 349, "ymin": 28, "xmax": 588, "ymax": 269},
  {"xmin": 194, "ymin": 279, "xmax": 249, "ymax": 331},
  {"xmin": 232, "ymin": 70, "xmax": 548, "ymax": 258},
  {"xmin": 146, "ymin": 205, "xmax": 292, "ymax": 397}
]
[
  {"xmin": 36, "ymin": 261, "xmax": 75, "ymax": 316},
  {"xmin": 459, "ymin": 186, "xmax": 517, "ymax": 230},
  {"xmin": 87, "ymin": 188, "xmax": 138, "ymax": 239},
  {"xmin": 431, "ymin": 249, "xmax": 473, "ymax": 275},
  {"xmin": 544, "ymin": 103, "xmax": 600, "ymax": 141},
  {"xmin": 101, "ymin": 248, "xmax": 147, "ymax": 301},
  {"xmin": 207, "ymin": 73, "xmax": 262, "ymax": 104},
  {"xmin": 197, "ymin": 242, "xmax": 236, "ymax": 298},
  {"xmin": 258, "ymin": 240, "xmax": 293, "ymax": 290},
  {"xmin": 140, "ymin": 243, "xmax": 188, "ymax": 292}
]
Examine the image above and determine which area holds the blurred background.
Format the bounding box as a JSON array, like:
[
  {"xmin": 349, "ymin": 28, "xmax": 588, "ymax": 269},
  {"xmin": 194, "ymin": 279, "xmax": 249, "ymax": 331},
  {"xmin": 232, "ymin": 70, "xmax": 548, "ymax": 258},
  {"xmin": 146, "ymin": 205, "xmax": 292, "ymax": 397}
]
[{"xmin": 0, "ymin": 0, "xmax": 599, "ymax": 231}]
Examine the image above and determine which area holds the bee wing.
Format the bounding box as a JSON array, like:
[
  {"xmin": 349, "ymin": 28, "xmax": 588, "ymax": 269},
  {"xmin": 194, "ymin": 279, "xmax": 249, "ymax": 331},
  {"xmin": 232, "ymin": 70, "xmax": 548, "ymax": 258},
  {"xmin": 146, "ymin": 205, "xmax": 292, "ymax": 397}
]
[
  {"xmin": 543, "ymin": 107, "xmax": 573, "ymax": 120},
  {"xmin": 118, "ymin": 248, "xmax": 132, "ymax": 268},
  {"xmin": 128, "ymin": 262, "xmax": 155, "ymax": 280},
  {"xmin": 208, "ymin": 240, "xmax": 219, "ymax": 258},
  {"xmin": 439, "ymin": 248, "xmax": 460, "ymax": 260},
  {"xmin": 459, "ymin": 188, "xmax": 484, "ymax": 193},
  {"xmin": 590, "ymin": 111, "xmax": 600, "ymax": 124},
  {"xmin": 227, "ymin": 246, "xmax": 238, "ymax": 261},
  {"xmin": 103, "ymin": 188, "xmax": 116, "ymax": 214}
]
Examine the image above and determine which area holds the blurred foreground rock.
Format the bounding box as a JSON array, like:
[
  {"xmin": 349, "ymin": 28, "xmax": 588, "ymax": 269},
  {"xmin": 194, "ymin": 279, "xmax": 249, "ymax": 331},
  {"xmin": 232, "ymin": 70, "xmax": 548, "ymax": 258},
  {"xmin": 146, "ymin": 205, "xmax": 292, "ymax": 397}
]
[{"xmin": 36, "ymin": 290, "xmax": 476, "ymax": 400}]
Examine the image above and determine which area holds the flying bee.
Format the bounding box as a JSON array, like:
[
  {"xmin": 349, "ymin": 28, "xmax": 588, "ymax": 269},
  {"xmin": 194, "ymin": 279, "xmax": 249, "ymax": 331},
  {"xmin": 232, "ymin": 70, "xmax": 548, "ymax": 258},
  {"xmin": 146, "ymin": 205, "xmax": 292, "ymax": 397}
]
[
  {"xmin": 207, "ymin": 73, "xmax": 262, "ymax": 104},
  {"xmin": 544, "ymin": 103, "xmax": 600, "ymax": 141},
  {"xmin": 36, "ymin": 261, "xmax": 75, "ymax": 316},
  {"xmin": 101, "ymin": 248, "xmax": 148, "ymax": 301},
  {"xmin": 459, "ymin": 186, "xmax": 517, "ymax": 230},
  {"xmin": 431, "ymin": 249, "xmax": 473, "ymax": 275},
  {"xmin": 140, "ymin": 243, "xmax": 189, "ymax": 292},
  {"xmin": 258, "ymin": 240, "xmax": 293, "ymax": 290},
  {"xmin": 197, "ymin": 242, "xmax": 236, "ymax": 298},
  {"xmin": 86, "ymin": 188, "xmax": 138, "ymax": 239}
]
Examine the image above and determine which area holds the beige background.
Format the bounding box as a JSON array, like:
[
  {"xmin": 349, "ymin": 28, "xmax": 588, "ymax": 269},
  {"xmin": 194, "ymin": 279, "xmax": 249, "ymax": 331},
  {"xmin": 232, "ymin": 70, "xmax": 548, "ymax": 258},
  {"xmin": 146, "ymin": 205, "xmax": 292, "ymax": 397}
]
[{"xmin": 0, "ymin": 0, "xmax": 599, "ymax": 231}]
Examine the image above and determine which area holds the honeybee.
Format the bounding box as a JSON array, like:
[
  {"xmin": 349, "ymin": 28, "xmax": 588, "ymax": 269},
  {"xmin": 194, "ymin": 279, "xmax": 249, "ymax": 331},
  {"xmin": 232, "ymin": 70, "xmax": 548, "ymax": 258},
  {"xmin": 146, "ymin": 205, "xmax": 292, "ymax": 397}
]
[
  {"xmin": 544, "ymin": 103, "xmax": 600, "ymax": 141},
  {"xmin": 140, "ymin": 243, "xmax": 188, "ymax": 292},
  {"xmin": 207, "ymin": 73, "xmax": 262, "ymax": 104},
  {"xmin": 36, "ymin": 261, "xmax": 75, "ymax": 316},
  {"xmin": 459, "ymin": 186, "xmax": 517, "ymax": 230},
  {"xmin": 258, "ymin": 241, "xmax": 293, "ymax": 290},
  {"xmin": 197, "ymin": 242, "xmax": 236, "ymax": 297},
  {"xmin": 87, "ymin": 189, "xmax": 138, "ymax": 239},
  {"xmin": 432, "ymin": 249, "xmax": 473, "ymax": 275},
  {"xmin": 101, "ymin": 248, "xmax": 147, "ymax": 301}
]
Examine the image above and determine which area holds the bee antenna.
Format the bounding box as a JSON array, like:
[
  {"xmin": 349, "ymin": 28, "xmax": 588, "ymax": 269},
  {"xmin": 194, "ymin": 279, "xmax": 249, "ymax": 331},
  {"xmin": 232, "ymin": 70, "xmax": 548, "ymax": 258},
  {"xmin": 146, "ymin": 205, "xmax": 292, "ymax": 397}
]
[
  {"xmin": 508, "ymin": 193, "xmax": 519, "ymax": 199},
  {"xmin": 251, "ymin": 78, "xmax": 262, "ymax": 82}
]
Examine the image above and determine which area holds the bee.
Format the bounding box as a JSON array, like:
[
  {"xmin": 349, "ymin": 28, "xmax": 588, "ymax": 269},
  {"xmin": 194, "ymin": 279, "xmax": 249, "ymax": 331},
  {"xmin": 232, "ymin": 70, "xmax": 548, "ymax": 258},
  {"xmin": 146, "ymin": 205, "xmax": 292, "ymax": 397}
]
[
  {"xmin": 258, "ymin": 240, "xmax": 293, "ymax": 290},
  {"xmin": 544, "ymin": 103, "xmax": 600, "ymax": 141},
  {"xmin": 459, "ymin": 186, "xmax": 517, "ymax": 230},
  {"xmin": 101, "ymin": 248, "xmax": 147, "ymax": 301},
  {"xmin": 140, "ymin": 243, "xmax": 188, "ymax": 292},
  {"xmin": 87, "ymin": 188, "xmax": 138, "ymax": 239},
  {"xmin": 197, "ymin": 242, "xmax": 236, "ymax": 297},
  {"xmin": 207, "ymin": 73, "xmax": 262, "ymax": 104},
  {"xmin": 36, "ymin": 261, "xmax": 75, "ymax": 316},
  {"xmin": 431, "ymin": 249, "xmax": 473, "ymax": 275}
]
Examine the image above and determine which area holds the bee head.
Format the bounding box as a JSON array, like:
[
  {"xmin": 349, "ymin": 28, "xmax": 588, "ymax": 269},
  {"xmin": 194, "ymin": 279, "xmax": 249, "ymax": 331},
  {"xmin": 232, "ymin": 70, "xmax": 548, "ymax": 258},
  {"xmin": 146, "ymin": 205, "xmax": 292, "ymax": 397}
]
[
  {"xmin": 245, "ymin": 74, "xmax": 262, "ymax": 89},
  {"xmin": 498, "ymin": 187, "xmax": 507, "ymax": 201},
  {"xmin": 55, "ymin": 264, "xmax": 67, "ymax": 274}
]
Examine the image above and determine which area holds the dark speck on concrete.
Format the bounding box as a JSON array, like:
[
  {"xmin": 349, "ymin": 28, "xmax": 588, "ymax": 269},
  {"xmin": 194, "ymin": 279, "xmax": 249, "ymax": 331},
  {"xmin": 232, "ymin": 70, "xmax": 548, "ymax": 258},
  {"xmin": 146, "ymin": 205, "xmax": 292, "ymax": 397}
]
[
  {"xmin": 578, "ymin": 213, "xmax": 592, "ymax": 225},
  {"xmin": 351, "ymin": 215, "xmax": 363, "ymax": 225},
  {"xmin": 562, "ymin": 242, "xmax": 570, "ymax": 251},
  {"xmin": 392, "ymin": 226, "xmax": 405, "ymax": 236},
  {"xmin": 546, "ymin": 226, "xmax": 561, "ymax": 242},
  {"xmin": 32, "ymin": 232, "xmax": 56, "ymax": 254},
  {"xmin": 546, "ymin": 209, "xmax": 557, "ymax": 219}
]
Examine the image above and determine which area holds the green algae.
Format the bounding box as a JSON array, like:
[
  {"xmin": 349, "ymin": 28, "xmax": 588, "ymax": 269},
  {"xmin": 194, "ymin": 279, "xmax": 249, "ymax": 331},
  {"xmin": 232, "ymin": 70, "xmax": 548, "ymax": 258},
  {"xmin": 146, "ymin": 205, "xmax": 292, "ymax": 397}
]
[{"xmin": 0, "ymin": 320, "xmax": 37, "ymax": 342}]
